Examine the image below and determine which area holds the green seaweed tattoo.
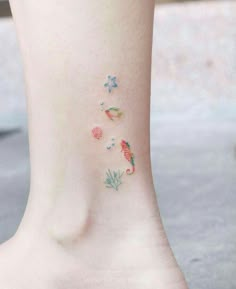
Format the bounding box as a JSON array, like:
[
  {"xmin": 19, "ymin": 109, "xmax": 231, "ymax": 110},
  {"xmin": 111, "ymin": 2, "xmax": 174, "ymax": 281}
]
[{"xmin": 104, "ymin": 169, "xmax": 124, "ymax": 191}]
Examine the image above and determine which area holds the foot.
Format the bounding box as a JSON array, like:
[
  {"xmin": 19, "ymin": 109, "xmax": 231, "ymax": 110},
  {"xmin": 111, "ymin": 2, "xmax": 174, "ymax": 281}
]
[{"xmin": 0, "ymin": 208, "xmax": 188, "ymax": 289}]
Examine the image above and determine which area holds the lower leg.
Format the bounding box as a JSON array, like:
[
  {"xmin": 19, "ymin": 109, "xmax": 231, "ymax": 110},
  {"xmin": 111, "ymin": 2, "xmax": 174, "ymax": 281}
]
[{"xmin": 1, "ymin": 0, "xmax": 188, "ymax": 288}]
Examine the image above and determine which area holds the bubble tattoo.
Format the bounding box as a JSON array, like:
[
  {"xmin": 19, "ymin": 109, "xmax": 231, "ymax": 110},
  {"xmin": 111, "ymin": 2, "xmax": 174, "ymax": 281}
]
[
  {"xmin": 106, "ymin": 137, "xmax": 116, "ymax": 150},
  {"xmin": 100, "ymin": 102, "xmax": 105, "ymax": 111}
]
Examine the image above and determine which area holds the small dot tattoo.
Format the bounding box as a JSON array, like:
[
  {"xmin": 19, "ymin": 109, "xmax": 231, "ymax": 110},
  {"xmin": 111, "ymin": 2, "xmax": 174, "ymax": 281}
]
[
  {"xmin": 100, "ymin": 102, "xmax": 105, "ymax": 111},
  {"xmin": 106, "ymin": 137, "xmax": 116, "ymax": 150}
]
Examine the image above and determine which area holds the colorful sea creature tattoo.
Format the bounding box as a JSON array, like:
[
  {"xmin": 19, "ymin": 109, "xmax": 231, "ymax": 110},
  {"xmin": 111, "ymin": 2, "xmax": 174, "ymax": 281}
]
[
  {"xmin": 120, "ymin": 140, "xmax": 135, "ymax": 175},
  {"xmin": 92, "ymin": 126, "xmax": 103, "ymax": 139},
  {"xmin": 92, "ymin": 76, "xmax": 136, "ymax": 190},
  {"xmin": 105, "ymin": 107, "xmax": 123, "ymax": 121},
  {"xmin": 104, "ymin": 75, "xmax": 118, "ymax": 93},
  {"xmin": 105, "ymin": 169, "xmax": 124, "ymax": 191}
]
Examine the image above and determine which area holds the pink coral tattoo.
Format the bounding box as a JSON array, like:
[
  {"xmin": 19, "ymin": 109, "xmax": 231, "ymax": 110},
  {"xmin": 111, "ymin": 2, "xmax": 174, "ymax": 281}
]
[{"xmin": 92, "ymin": 126, "xmax": 103, "ymax": 139}]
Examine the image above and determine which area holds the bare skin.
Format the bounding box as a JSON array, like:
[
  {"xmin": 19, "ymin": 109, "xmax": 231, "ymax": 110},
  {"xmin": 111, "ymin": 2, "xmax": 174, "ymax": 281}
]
[{"xmin": 0, "ymin": 0, "xmax": 189, "ymax": 288}]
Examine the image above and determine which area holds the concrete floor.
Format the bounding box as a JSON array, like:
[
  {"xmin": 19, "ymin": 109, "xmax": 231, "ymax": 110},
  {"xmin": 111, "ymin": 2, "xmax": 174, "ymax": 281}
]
[{"xmin": 0, "ymin": 2, "xmax": 236, "ymax": 289}]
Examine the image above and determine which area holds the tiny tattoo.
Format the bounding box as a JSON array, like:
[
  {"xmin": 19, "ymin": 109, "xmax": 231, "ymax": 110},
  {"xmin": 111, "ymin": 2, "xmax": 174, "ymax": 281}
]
[
  {"xmin": 92, "ymin": 126, "xmax": 103, "ymax": 139},
  {"xmin": 105, "ymin": 107, "xmax": 123, "ymax": 121},
  {"xmin": 106, "ymin": 138, "xmax": 116, "ymax": 150},
  {"xmin": 100, "ymin": 102, "xmax": 105, "ymax": 111},
  {"xmin": 120, "ymin": 140, "xmax": 135, "ymax": 175},
  {"xmin": 105, "ymin": 169, "xmax": 124, "ymax": 191},
  {"xmin": 92, "ymin": 75, "xmax": 135, "ymax": 190},
  {"xmin": 104, "ymin": 75, "xmax": 118, "ymax": 93}
]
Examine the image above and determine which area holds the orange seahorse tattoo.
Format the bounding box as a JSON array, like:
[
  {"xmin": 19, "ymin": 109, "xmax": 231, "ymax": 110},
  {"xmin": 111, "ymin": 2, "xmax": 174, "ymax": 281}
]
[{"xmin": 120, "ymin": 140, "xmax": 135, "ymax": 175}]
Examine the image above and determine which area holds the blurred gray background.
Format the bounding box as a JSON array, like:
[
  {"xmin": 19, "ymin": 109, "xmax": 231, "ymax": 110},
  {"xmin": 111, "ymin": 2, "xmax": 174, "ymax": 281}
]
[{"xmin": 0, "ymin": 1, "xmax": 236, "ymax": 289}]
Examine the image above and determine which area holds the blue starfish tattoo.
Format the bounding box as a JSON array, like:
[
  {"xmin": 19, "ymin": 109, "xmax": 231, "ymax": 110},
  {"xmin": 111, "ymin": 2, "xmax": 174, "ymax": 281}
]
[{"xmin": 104, "ymin": 75, "xmax": 118, "ymax": 93}]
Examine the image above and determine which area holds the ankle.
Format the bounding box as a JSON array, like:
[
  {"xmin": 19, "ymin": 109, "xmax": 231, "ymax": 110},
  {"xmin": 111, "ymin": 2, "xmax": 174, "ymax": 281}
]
[{"xmin": 19, "ymin": 176, "xmax": 158, "ymax": 239}]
